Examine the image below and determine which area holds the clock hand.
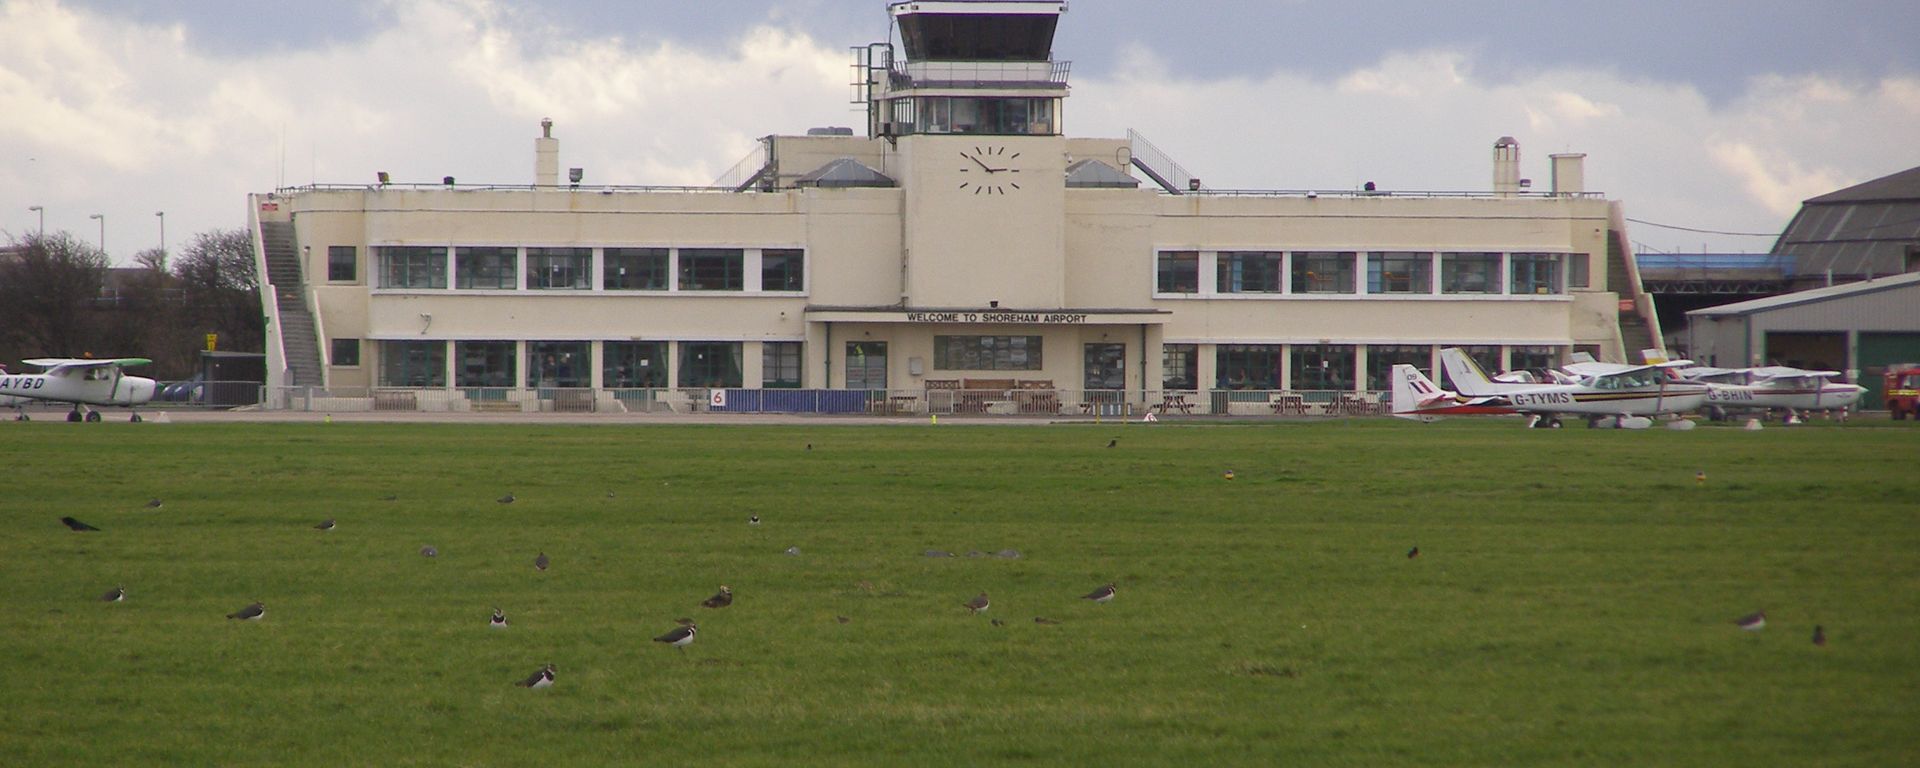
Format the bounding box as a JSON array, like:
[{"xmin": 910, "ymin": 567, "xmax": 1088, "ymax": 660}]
[{"xmin": 967, "ymin": 154, "xmax": 1000, "ymax": 173}]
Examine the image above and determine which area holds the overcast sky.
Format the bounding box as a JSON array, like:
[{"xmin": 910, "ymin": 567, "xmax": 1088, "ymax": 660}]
[{"xmin": 4, "ymin": 0, "xmax": 1917, "ymax": 264}]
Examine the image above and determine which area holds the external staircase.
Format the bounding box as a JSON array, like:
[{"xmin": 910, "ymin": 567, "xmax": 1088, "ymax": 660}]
[{"xmin": 260, "ymin": 221, "xmax": 324, "ymax": 387}]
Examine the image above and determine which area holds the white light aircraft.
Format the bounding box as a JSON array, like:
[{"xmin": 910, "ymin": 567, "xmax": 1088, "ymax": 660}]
[
  {"xmin": 1676, "ymin": 365, "xmax": 1865, "ymax": 421},
  {"xmin": 1389, "ymin": 364, "xmax": 1521, "ymax": 421},
  {"xmin": 1438, "ymin": 348, "xmax": 1709, "ymax": 428},
  {"xmin": 1, "ymin": 358, "xmax": 158, "ymax": 422}
]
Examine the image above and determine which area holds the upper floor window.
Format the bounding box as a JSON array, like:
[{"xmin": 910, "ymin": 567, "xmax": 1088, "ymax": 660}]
[
  {"xmin": 526, "ymin": 247, "xmax": 590, "ymax": 290},
  {"xmin": 327, "ymin": 246, "xmax": 357, "ymax": 282},
  {"xmin": 1156, "ymin": 251, "xmax": 1198, "ymax": 294},
  {"xmin": 761, "ymin": 249, "xmax": 805, "ymax": 292},
  {"xmin": 604, "ymin": 248, "xmax": 668, "ymax": 290},
  {"xmin": 1567, "ymin": 253, "xmax": 1591, "ymax": 288},
  {"xmin": 1441, "ymin": 252, "xmax": 1501, "ymax": 294},
  {"xmin": 377, "ymin": 246, "xmax": 446, "ymax": 289},
  {"xmin": 1510, "ymin": 253, "xmax": 1563, "ymax": 295},
  {"xmin": 1291, "ymin": 252, "xmax": 1356, "ymax": 294},
  {"xmin": 679, "ymin": 248, "xmax": 744, "ymax": 291},
  {"xmin": 1218, "ymin": 251, "xmax": 1283, "ymax": 294},
  {"xmin": 1367, "ymin": 252, "xmax": 1431, "ymax": 294},
  {"xmin": 455, "ymin": 247, "xmax": 517, "ymax": 290}
]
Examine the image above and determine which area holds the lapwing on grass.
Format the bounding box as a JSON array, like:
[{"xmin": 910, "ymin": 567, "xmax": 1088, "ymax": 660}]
[
  {"xmin": 516, "ymin": 663, "xmax": 555, "ymax": 688},
  {"xmin": 60, "ymin": 516, "xmax": 101, "ymax": 532},
  {"xmin": 535, "ymin": 552, "xmax": 549, "ymax": 571},
  {"xmin": 101, "ymin": 586, "xmax": 126, "ymax": 603},
  {"xmin": 749, "ymin": 515, "xmax": 761, "ymax": 526},
  {"xmin": 785, "ymin": 546, "xmax": 801, "ymax": 556},
  {"xmin": 965, "ymin": 592, "xmax": 990, "ymax": 615},
  {"xmin": 315, "ymin": 519, "xmax": 335, "ymax": 531},
  {"xmin": 655, "ymin": 622, "xmax": 697, "ymax": 651},
  {"xmin": 420, "ymin": 545, "xmax": 438, "ymax": 558},
  {"xmin": 1082, "ymin": 583, "xmax": 1117, "ymax": 603},
  {"xmin": 702, "ymin": 586, "xmax": 733, "ymax": 609},
  {"xmin": 498, "ymin": 493, "xmax": 516, "ymax": 505},
  {"xmin": 144, "ymin": 499, "xmax": 164, "ymax": 509},
  {"xmin": 227, "ymin": 601, "xmax": 266, "ymax": 620},
  {"xmin": 490, "ymin": 608, "xmax": 510, "ymax": 629},
  {"xmin": 1735, "ymin": 611, "xmax": 1766, "ymax": 631},
  {"xmin": 1407, "ymin": 546, "xmax": 1420, "ymax": 559},
  {"xmin": 1812, "ymin": 625, "xmax": 1827, "ymax": 646}
]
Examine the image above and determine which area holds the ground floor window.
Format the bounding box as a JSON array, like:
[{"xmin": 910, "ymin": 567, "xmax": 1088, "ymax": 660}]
[
  {"xmin": 528, "ymin": 341, "xmax": 589, "ymax": 388},
  {"xmin": 934, "ymin": 335, "xmax": 1042, "ymax": 371},
  {"xmin": 1366, "ymin": 344, "xmax": 1431, "ymax": 390},
  {"xmin": 380, "ymin": 340, "xmax": 445, "ymax": 387},
  {"xmin": 678, "ymin": 342, "xmax": 742, "ymax": 388},
  {"xmin": 1216, "ymin": 344, "xmax": 1282, "ymax": 390},
  {"xmin": 1293, "ymin": 345, "xmax": 1356, "ymax": 390},
  {"xmin": 603, "ymin": 341, "xmax": 666, "ymax": 388},
  {"xmin": 455, "ymin": 341, "xmax": 516, "ymax": 388},
  {"xmin": 1084, "ymin": 343, "xmax": 1126, "ymax": 390},
  {"xmin": 763, "ymin": 342, "xmax": 803, "ymax": 388},
  {"xmin": 1509, "ymin": 345, "xmax": 1563, "ymax": 379},
  {"xmin": 1162, "ymin": 344, "xmax": 1198, "ymax": 390},
  {"xmin": 846, "ymin": 342, "xmax": 887, "ymax": 389}
]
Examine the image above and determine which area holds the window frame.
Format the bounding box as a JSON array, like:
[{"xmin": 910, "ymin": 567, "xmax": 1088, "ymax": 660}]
[
  {"xmin": 1217, "ymin": 251, "xmax": 1284, "ymax": 294},
  {"xmin": 327, "ymin": 245, "xmax": 358, "ymax": 282},
  {"xmin": 604, "ymin": 248, "xmax": 669, "ymax": 291},
  {"xmin": 678, "ymin": 341, "xmax": 744, "ymax": 388},
  {"xmin": 525, "ymin": 247, "xmax": 591, "ymax": 290},
  {"xmin": 1156, "ymin": 251, "xmax": 1199, "ymax": 294},
  {"xmin": 1215, "ymin": 344, "xmax": 1283, "ymax": 390},
  {"xmin": 330, "ymin": 337, "xmax": 361, "ymax": 367},
  {"xmin": 1366, "ymin": 252, "xmax": 1433, "ymax": 295},
  {"xmin": 760, "ymin": 249, "xmax": 805, "ymax": 293},
  {"xmin": 1441, "ymin": 252, "xmax": 1502, "ymax": 295},
  {"xmin": 527, "ymin": 341, "xmax": 591, "ymax": 388},
  {"xmin": 933, "ymin": 335, "xmax": 1044, "ymax": 371},
  {"xmin": 678, "ymin": 248, "xmax": 745, "ymax": 292},
  {"xmin": 1510, "ymin": 253, "xmax": 1564, "ymax": 295},
  {"xmin": 378, "ymin": 246, "xmax": 447, "ymax": 289},
  {"xmin": 455, "ymin": 247, "xmax": 518, "ymax": 290},
  {"xmin": 1290, "ymin": 251, "xmax": 1357, "ymax": 294},
  {"xmin": 602, "ymin": 341, "xmax": 667, "ymax": 388},
  {"xmin": 762, "ymin": 341, "xmax": 803, "ymax": 388},
  {"xmin": 379, "ymin": 340, "xmax": 446, "ymax": 387}
]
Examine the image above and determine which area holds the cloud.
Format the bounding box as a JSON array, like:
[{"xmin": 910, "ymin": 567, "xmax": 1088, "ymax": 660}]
[{"xmin": 2, "ymin": 0, "xmax": 1916, "ymax": 261}]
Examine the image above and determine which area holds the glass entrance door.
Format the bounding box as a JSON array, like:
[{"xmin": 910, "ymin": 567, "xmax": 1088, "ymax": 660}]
[
  {"xmin": 1084, "ymin": 343, "xmax": 1125, "ymax": 390},
  {"xmin": 846, "ymin": 342, "xmax": 888, "ymax": 390}
]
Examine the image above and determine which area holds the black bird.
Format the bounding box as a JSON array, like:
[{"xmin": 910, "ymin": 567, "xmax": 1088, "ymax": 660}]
[
  {"xmin": 420, "ymin": 545, "xmax": 438, "ymax": 558},
  {"xmin": 144, "ymin": 499, "xmax": 163, "ymax": 509},
  {"xmin": 964, "ymin": 592, "xmax": 990, "ymax": 615},
  {"xmin": 702, "ymin": 585, "xmax": 733, "ymax": 609},
  {"xmin": 60, "ymin": 516, "xmax": 100, "ymax": 531},
  {"xmin": 1406, "ymin": 546, "xmax": 1420, "ymax": 559},
  {"xmin": 1106, "ymin": 438, "xmax": 1117, "ymax": 448},
  {"xmin": 654, "ymin": 622, "xmax": 697, "ymax": 650},
  {"xmin": 490, "ymin": 607, "xmax": 509, "ymax": 629},
  {"xmin": 836, "ymin": 616, "xmax": 851, "ymax": 624},
  {"xmin": 101, "ymin": 586, "xmax": 126, "ymax": 603},
  {"xmin": 227, "ymin": 601, "xmax": 266, "ymax": 620},
  {"xmin": 534, "ymin": 552, "xmax": 549, "ymax": 571},
  {"xmin": 1082, "ymin": 583, "xmax": 1117, "ymax": 603},
  {"xmin": 314, "ymin": 519, "xmax": 335, "ymax": 531},
  {"xmin": 1735, "ymin": 611, "xmax": 1766, "ymax": 631},
  {"xmin": 497, "ymin": 493, "xmax": 516, "ymax": 504},
  {"xmin": 806, "ymin": 443, "xmax": 813, "ymax": 451},
  {"xmin": 516, "ymin": 663, "xmax": 555, "ymax": 688},
  {"xmin": 991, "ymin": 618, "xmax": 1006, "ymax": 627},
  {"xmin": 1812, "ymin": 625, "xmax": 1827, "ymax": 647}
]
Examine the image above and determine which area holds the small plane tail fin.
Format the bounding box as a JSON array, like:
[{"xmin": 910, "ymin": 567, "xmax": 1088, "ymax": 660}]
[
  {"xmin": 1391, "ymin": 364, "xmax": 1447, "ymax": 418},
  {"xmin": 1439, "ymin": 347, "xmax": 1510, "ymax": 396}
]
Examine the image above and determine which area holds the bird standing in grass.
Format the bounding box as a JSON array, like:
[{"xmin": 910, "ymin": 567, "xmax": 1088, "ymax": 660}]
[
  {"xmin": 227, "ymin": 601, "xmax": 266, "ymax": 620},
  {"xmin": 60, "ymin": 516, "xmax": 101, "ymax": 531},
  {"xmin": 101, "ymin": 586, "xmax": 126, "ymax": 603},
  {"xmin": 516, "ymin": 664, "xmax": 555, "ymax": 688},
  {"xmin": 702, "ymin": 586, "xmax": 733, "ymax": 609},
  {"xmin": 1106, "ymin": 438, "xmax": 1117, "ymax": 448},
  {"xmin": 749, "ymin": 515, "xmax": 761, "ymax": 526},
  {"xmin": 315, "ymin": 519, "xmax": 335, "ymax": 531},
  {"xmin": 965, "ymin": 592, "xmax": 990, "ymax": 615},
  {"xmin": 1695, "ymin": 470, "xmax": 1706, "ymax": 485},
  {"xmin": 1223, "ymin": 469, "xmax": 1235, "ymax": 481},
  {"xmin": 490, "ymin": 608, "xmax": 510, "ymax": 629},
  {"xmin": 1735, "ymin": 611, "xmax": 1766, "ymax": 631},
  {"xmin": 145, "ymin": 499, "xmax": 163, "ymax": 509},
  {"xmin": 420, "ymin": 545, "xmax": 438, "ymax": 558},
  {"xmin": 655, "ymin": 622, "xmax": 697, "ymax": 650},
  {"xmin": 1812, "ymin": 625, "xmax": 1826, "ymax": 646},
  {"xmin": 1406, "ymin": 546, "xmax": 1420, "ymax": 559},
  {"xmin": 498, "ymin": 493, "xmax": 516, "ymax": 504},
  {"xmin": 534, "ymin": 552, "xmax": 549, "ymax": 571},
  {"xmin": 1082, "ymin": 583, "xmax": 1116, "ymax": 603}
]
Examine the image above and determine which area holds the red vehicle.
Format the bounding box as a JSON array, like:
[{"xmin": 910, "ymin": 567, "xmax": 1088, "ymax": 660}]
[{"xmin": 1887, "ymin": 364, "xmax": 1920, "ymax": 420}]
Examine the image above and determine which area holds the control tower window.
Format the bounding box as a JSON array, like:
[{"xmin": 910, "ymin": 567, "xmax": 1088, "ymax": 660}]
[
  {"xmin": 914, "ymin": 97, "xmax": 1056, "ymax": 135},
  {"xmin": 898, "ymin": 14, "xmax": 1058, "ymax": 62}
]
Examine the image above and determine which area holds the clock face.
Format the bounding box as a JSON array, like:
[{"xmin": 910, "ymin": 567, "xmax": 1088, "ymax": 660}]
[{"xmin": 957, "ymin": 145, "xmax": 1022, "ymax": 195}]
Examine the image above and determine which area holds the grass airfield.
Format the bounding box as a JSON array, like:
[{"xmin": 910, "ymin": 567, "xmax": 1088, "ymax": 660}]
[{"xmin": 3, "ymin": 419, "xmax": 1917, "ymax": 766}]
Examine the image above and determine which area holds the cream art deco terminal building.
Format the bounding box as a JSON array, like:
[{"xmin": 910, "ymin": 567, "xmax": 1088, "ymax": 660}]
[{"xmin": 251, "ymin": 1, "xmax": 1660, "ymax": 415}]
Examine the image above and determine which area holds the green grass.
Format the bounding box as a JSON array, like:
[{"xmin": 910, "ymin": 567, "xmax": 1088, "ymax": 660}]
[{"xmin": 2, "ymin": 420, "xmax": 1917, "ymax": 766}]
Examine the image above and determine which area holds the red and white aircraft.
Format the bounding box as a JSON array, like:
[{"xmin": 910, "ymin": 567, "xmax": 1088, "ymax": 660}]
[
  {"xmin": 1389, "ymin": 364, "xmax": 1520, "ymax": 421},
  {"xmin": 1, "ymin": 358, "xmax": 158, "ymax": 422}
]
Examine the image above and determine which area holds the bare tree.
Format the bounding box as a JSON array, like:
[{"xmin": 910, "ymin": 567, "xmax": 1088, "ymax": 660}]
[
  {"xmin": 172, "ymin": 229, "xmax": 263, "ymax": 357},
  {"xmin": 0, "ymin": 231, "xmax": 108, "ymax": 361}
]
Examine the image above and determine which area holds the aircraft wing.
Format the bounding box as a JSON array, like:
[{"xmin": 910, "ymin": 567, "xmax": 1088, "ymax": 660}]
[
  {"xmin": 1748, "ymin": 366, "xmax": 1842, "ymax": 380},
  {"xmin": 22, "ymin": 357, "xmax": 153, "ymax": 370}
]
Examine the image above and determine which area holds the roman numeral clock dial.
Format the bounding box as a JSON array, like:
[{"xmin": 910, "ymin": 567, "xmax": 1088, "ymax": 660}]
[{"xmin": 958, "ymin": 146, "xmax": 1022, "ymax": 196}]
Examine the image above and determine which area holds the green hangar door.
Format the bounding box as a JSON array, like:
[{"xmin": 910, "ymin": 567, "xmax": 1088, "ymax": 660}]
[{"xmin": 1858, "ymin": 333, "xmax": 1920, "ymax": 410}]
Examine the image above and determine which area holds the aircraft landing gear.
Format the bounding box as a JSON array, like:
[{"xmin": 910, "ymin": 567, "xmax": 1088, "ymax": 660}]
[
  {"xmin": 86, "ymin": 410, "xmax": 103, "ymax": 422},
  {"xmin": 130, "ymin": 412, "xmax": 143, "ymax": 423},
  {"xmin": 1530, "ymin": 415, "xmax": 1563, "ymax": 429},
  {"xmin": 68, "ymin": 408, "xmax": 84, "ymax": 422}
]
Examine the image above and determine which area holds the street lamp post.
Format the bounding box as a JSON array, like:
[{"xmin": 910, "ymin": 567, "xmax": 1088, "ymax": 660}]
[
  {"xmin": 155, "ymin": 211, "xmax": 166, "ymax": 259},
  {"xmin": 89, "ymin": 213, "xmax": 105, "ymax": 256},
  {"xmin": 28, "ymin": 205, "xmax": 44, "ymax": 235}
]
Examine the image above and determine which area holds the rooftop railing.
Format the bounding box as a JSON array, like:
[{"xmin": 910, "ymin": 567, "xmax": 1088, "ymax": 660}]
[{"xmin": 888, "ymin": 60, "xmax": 1070, "ymax": 89}]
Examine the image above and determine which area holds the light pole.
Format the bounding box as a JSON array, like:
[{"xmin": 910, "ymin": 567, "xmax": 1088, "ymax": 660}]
[
  {"xmin": 89, "ymin": 213, "xmax": 104, "ymax": 256},
  {"xmin": 155, "ymin": 211, "xmax": 165, "ymax": 259},
  {"xmin": 28, "ymin": 205, "xmax": 44, "ymax": 235}
]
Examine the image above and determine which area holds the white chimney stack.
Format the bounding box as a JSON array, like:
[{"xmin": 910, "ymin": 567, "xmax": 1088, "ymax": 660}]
[
  {"xmin": 1492, "ymin": 136, "xmax": 1521, "ymax": 197},
  {"xmin": 535, "ymin": 118, "xmax": 559, "ymax": 186},
  {"xmin": 1550, "ymin": 153, "xmax": 1586, "ymax": 195}
]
